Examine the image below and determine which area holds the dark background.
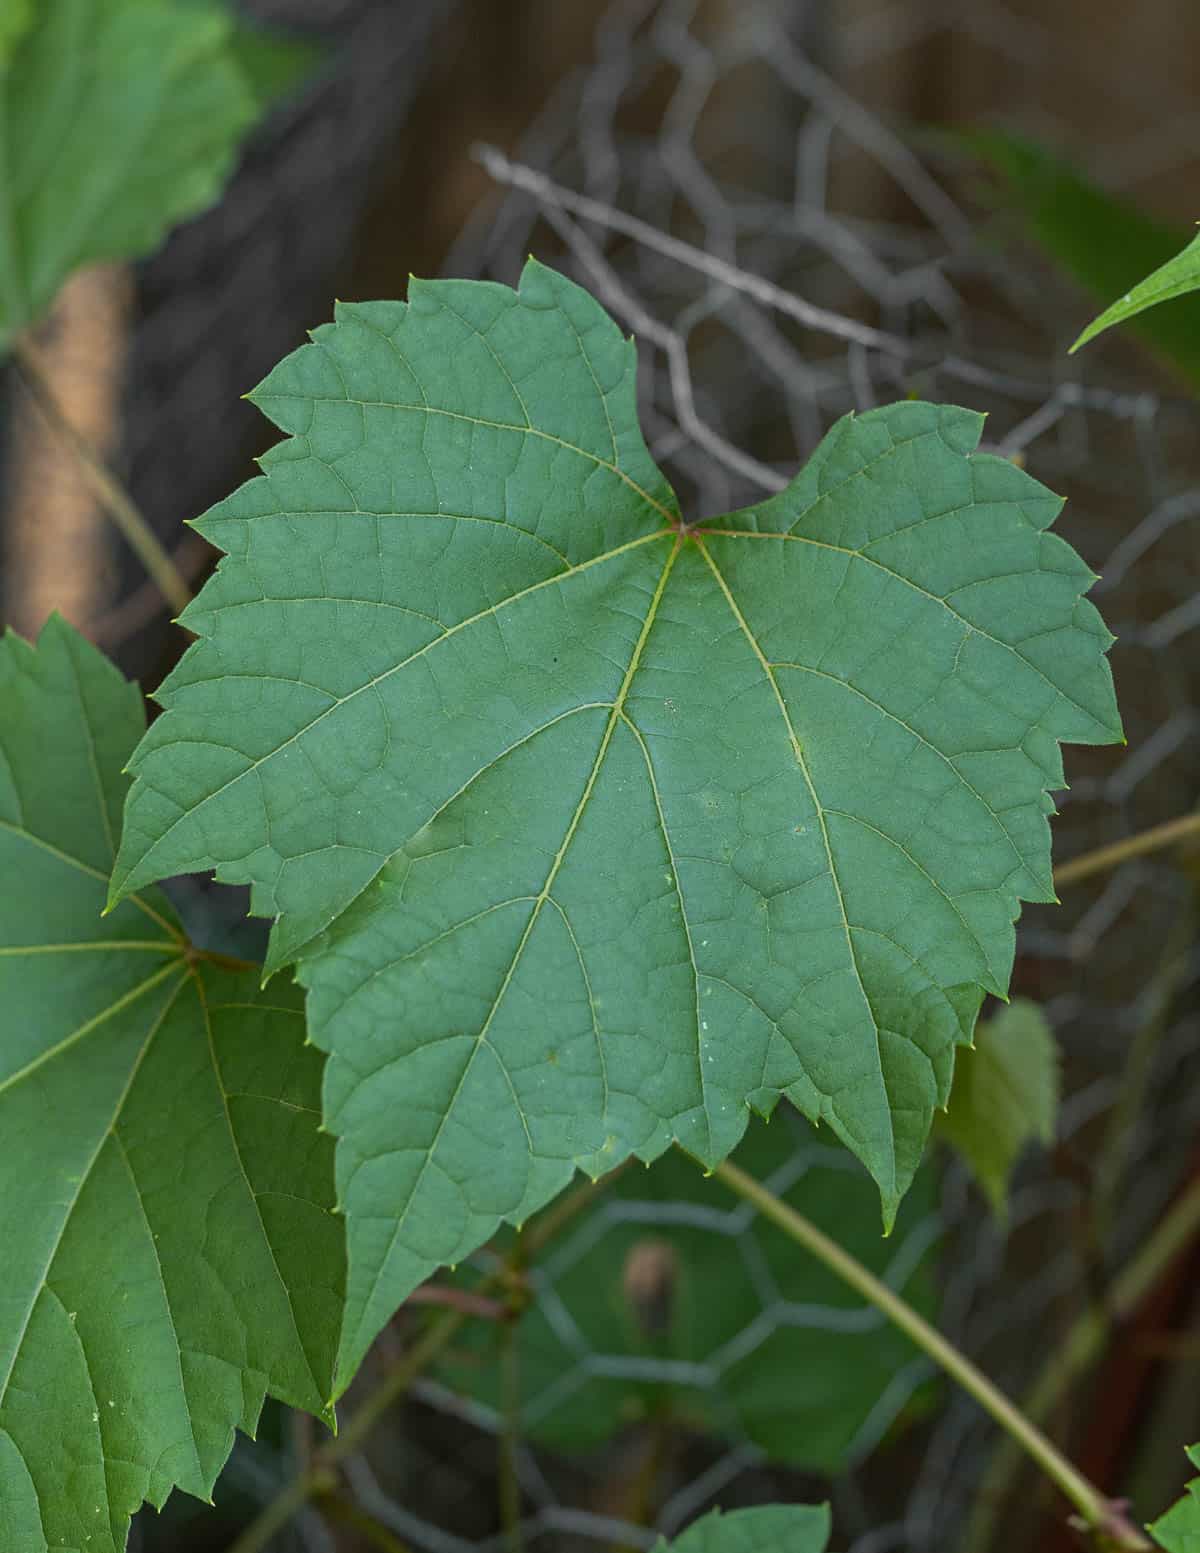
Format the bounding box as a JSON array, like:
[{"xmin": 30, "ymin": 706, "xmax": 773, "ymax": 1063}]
[{"xmin": 3, "ymin": 3, "xmax": 1199, "ymax": 1550}]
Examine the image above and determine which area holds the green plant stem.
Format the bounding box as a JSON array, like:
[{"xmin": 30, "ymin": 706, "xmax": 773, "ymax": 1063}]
[
  {"xmin": 225, "ymin": 1170, "xmax": 618, "ymax": 1553},
  {"xmin": 1054, "ymin": 811, "xmax": 1200, "ymax": 888},
  {"xmin": 12, "ymin": 333, "xmax": 194, "ymax": 618},
  {"xmin": 314, "ymin": 1490, "xmax": 415, "ymax": 1553},
  {"xmin": 499, "ymin": 1316, "xmax": 525, "ymax": 1553},
  {"xmin": 963, "ymin": 1169, "xmax": 1200, "ymax": 1553},
  {"xmin": 713, "ymin": 1159, "xmax": 1153, "ymax": 1551}
]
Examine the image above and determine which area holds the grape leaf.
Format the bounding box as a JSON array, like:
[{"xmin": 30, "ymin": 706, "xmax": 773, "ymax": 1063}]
[
  {"xmin": 936, "ymin": 998, "xmax": 1058, "ymax": 1219},
  {"xmin": 0, "ymin": 616, "xmax": 344, "ymax": 1553},
  {"xmin": 0, "ymin": 0, "xmax": 304, "ymax": 347},
  {"xmin": 109, "ymin": 260, "xmax": 1122, "ymax": 1388},
  {"xmin": 1151, "ymin": 1446, "xmax": 1200, "ymax": 1552},
  {"xmin": 657, "ymin": 1504, "xmax": 831, "ymax": 1553},
  {"xmin": 437, "ymin": 1111, "xmax": 938, "ymax": 1471},
  {"xmin": 1074, "ymin": 231, "xmax": 1200, "ymax": 355}
]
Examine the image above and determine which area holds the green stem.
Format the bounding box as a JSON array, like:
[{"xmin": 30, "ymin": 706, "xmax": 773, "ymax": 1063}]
[
  {"xmin": 225, "ymin": 1171, "xmax": 617, "ymax": 1553},
  {"xmin": 499, "ymin": 1316, "xmax": 525, "ymax": 1553},
  {"xmin": 713, "ymin": 1159, "xmax": 1152, "ymax": 1551},
  {"xmin": 314, "ymin": 1490, "xmax": 416, "ymax": 1553},
  {"xmin": 1054, "ymin": 812, "xmax": 1200, "ymax": 888},
  {"xmin": 963, "ymin": 1170, "xmax": 1200, "ymax": 1553},
  {"xmin": 12, "ymin": 334, "xmax": 194, "ymax": 618}
]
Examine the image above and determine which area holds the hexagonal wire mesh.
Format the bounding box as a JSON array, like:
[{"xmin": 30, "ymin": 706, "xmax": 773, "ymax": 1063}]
[{"xmin": 118, "ymin": 1, "xmax": 1199, "ymax": 1550}]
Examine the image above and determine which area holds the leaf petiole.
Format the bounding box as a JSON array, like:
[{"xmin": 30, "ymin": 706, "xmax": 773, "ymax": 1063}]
[{"xmin": 712, "ymin": 1158, "xmax": 1152, "ymax": 1551}]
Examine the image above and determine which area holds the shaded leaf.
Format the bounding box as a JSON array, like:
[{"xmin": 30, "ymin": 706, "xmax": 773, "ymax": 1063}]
[
  {"xmin": 0, "ymin": 616, "xmax": 343, "ymax": 1553},
  {"xmin": 953, "ymin": 129, "xmax": 1200, "ymax": 386},
  {"xmin": 110, "ymin": 261, "xmax": 1121, "ymax": 1389},
  {"xmin": 1150, "ymin": 1445, "xmax": 1200, "ymax": 1552},
  {"xmin": 936, "ymin": 998, "xmax": 1058, "ymax": 1219},
  {"xmin": 656, "ymin": 1504, "xmax": 831, "ymax": 1553},
  {"xmin": 225, "ymin": 20, "xmax": 326, "ymax": 113},
  {"xmin": 0, "ymin": 0, "xmax": 295, "ymax": 346},
  {"xmin": 439, "ymin": 1111, "xmax": 939, "ymax": 1472}
]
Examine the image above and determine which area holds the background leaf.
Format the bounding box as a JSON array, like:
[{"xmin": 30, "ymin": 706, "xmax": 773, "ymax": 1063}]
[
  {"xmin": 936, "ymin": 998, "xmax": 1059, "ymax": 1219},
  {"xmin": 952, "ymin": 130, "xmax": 1200, "ymax": 386},
  {"xmin": 110, "ymin": 261, "xmax": 1121, "ymax": 1389},
  {"xmin": 0, "ymin": 616, "xmax": 344, "ymax": 1553},
  {"xmin": 0, "ymin": 0, "xmax": 315, "ymax": 347},
  {"xmin": 438, "ymin": 1110, "xmax": 939, "ymax": 1472},
  {"xmin": 656, "ymin": 1504, "xmax": 831, "ymax": 1553},
  {"xmin": 1150, "ymin": 1445, "xmax": 1200, "ymax": 1552},
  {"xmin": 224, "ymin": 17, "xmax": 326, "ymax": 114}
]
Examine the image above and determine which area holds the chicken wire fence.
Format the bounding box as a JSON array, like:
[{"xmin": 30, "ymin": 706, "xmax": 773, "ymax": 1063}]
[{"xmin": 106, "ymin": 0, "xmax": 1200, "ymax": 1549}]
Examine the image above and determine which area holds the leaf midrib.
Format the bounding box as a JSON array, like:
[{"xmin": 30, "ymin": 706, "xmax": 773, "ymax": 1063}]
[{"xmin": 342, "ymin": 537, "xmax": 685, "ymax": 1366}]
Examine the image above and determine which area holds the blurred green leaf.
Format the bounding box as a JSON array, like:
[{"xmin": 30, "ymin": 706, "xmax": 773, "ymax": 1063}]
[
  {"xmin": 0, "ymin": 0, "xmax": 319, "ymax": 349},
  {"xmin": 1149, "ymin": 1444, "xmax": 1200, "ymax": 1551},
  {"xmin": 226, "ymin": 20, "xmax": 325, "ymax": 112},
  {"xmin": 657, "ymin": 1504, "xmax": 831, "ymax": 1553},
  {"xmin": 956, "ymin": 129, "xmax": 1200, "ymax": 386},
  {"xmin": 438, "ymin": 1111, "xmax": 940, "ymax": 1473},
  {"xmin": 937, "ymin": 998, "xmax": 1058, "ymax": 1220}
]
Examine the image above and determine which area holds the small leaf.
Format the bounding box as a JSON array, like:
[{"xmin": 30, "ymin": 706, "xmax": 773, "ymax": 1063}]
[
  {"xmin": 937, "ymin": 998, "xmax": 1059, "ymax": 1219},
  {"xmin": 0, "ymin": 617, "xmax": 344, "ymax": 1553},
  {"xmin": 951, "ymin": 130, "xmax": 1200, "ymax": 386},
  {"xmin": 439, "ymin": 1112, "xmax": 939, "ymax": 1472},
  {"xmin": 1073, "ymin": 232, "xmax": 1200, "ymax": 355},
  {"xmin": 109, "ymin": 261, "xmax": 1121, "ymax": 1389},
  {"xmin": 1150, "ymin": 1445, "xmax": 1200, "ymax": 1552},
  {"xmin": 655, "ymin": 1504, "xmax": 831, "ymax": 1553},
  {"xmin": 0, "ymin": 0, "xmax": 295, "ymax": 346}
]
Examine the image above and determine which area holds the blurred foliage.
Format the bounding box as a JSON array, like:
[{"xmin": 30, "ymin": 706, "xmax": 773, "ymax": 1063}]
[
  {"xmin": 439, "ymin": 1111, "xmax": 939, "ymax": 1473},
  {"xmin": 937, "ymin": 999, "xmax": 1059, "ymax": 1221},
  {"xmin": 0, "ymin": 0, "xmax": 321, "ymax": 348}
]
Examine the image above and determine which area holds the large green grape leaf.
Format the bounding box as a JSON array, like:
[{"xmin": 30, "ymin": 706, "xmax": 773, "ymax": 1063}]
[
  {"xmin": 437, "ymin": 1111, "xmax": 938, "ymax": 1471},
  {"xmin": 109, "ymin": 260, "xmax": 1121, "ymax": 1388},
  {"xmin": 0, "ymin": 616, "xmax": 344, "ymax": 1553},
  {"xmin": 0, "ymin": 0, "xmax": 311, "ymax": 347},
  {"xmin": 1151, "ymin": 1446, "xmax": 1200, "ymax": 1552},
  {"xmin": 657, "ymin": 1504, "xmax": 831, "ymax": 1553}
]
